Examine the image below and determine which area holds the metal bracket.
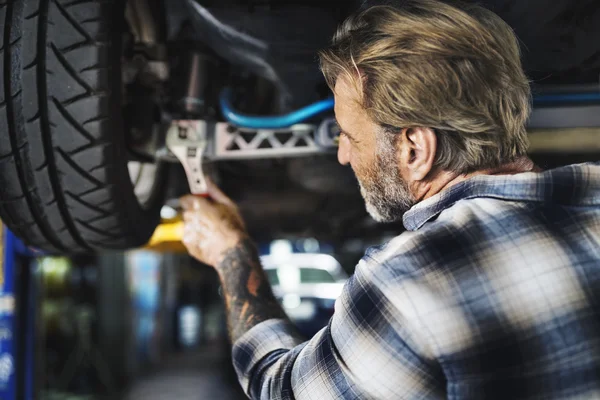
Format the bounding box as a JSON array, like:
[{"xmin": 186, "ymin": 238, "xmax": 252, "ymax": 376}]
[
  {"xmin": 161, "ymin": 118, "xmax": 338, "ymax": 164},
  {"xmin": 165, "ymin": 120, "xmax": 208, "ymax": 195},
  {"xmin": 212, "ymin": 118, "xmax": 338, "ymax": 160}
]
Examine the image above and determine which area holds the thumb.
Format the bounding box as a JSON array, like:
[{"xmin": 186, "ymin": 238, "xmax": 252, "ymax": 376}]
[{"xmin": 180, "ymin": 194, "xmax": 205, "ymax": 211}]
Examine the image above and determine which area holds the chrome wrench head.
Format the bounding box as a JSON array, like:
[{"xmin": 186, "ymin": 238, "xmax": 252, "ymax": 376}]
[{"xmin": 166, "ymin": 120, "xmax": 209, "ymax": 195}]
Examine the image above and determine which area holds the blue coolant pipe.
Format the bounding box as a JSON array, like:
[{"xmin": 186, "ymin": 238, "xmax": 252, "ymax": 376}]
[
  {"xmin": 219, "ymin": 88, "xmax": 335, "ymax": 129},
  {"xmin": 532, "ymin": 92, "xmax": 600, "ymax": 105},
  {"xmin": 219, "ymin": 87, "xmax": 600, "ymax": 129}
]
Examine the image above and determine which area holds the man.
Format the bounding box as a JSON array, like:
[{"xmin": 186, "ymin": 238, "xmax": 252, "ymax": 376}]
[{"xmin": 181, "ymin": 0, "xmax": 600, "ymax": 398}]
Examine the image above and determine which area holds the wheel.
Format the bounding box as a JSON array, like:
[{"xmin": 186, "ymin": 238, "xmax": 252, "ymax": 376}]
[{"xmin": 0, "ymin": 0, "xmax": 165, "ymax": 253}]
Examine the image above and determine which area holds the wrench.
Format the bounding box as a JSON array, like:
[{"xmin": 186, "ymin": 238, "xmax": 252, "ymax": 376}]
[{"xmin": 165, "ymin": 120, "xmax": 210, "ymax": 197}]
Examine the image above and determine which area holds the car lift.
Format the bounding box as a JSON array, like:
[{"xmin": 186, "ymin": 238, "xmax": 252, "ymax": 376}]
[{"xmin": 0, "ymin": 224, "xmax": 39, "ymax": 400}]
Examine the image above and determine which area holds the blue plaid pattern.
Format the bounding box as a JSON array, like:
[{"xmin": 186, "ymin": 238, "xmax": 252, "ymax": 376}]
[{"xmin": 233, "ymin": 162, "xmax": 600, "ymax": 399}]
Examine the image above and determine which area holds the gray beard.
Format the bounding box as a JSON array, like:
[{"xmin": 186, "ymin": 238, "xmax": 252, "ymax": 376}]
[{"xmin": 358, "ymin": 150, "xmax": 416, "ymax": 223}]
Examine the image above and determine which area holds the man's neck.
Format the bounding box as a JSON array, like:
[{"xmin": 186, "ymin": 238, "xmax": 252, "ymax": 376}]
[{"xmin": 418, "ymin": 157, "xmax": 539, "ymax": 202}]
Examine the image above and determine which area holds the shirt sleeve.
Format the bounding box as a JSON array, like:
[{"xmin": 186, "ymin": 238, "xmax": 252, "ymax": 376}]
[{"xmin": 232, "ymin": 258, "xmax": 445, "ymax": 400}]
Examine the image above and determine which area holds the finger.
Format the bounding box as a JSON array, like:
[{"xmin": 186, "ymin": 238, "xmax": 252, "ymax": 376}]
[
  {"xmin": 183, "ymin": 213, "xmax": 205, "ymax": 231},
  {"xmin": 182, "ymin": 229, "xmax": 194, "ymax": 247},
  {"xmin": 180, "ymin": 194, "xmax": 210, "ymax": 211},
  {"xmin": 184, "ymin": 212, "xmax": 215, "ymax": 233},
  {"xmin": 182, "ymin": 211, "xmax": 196, "ymax": 223},
  {"xmin": 182, "ymin": 223, "xmax": 198, "ymax": 243},
  {"xmin": 180, "ymin": 194, "xmax": 199, "ymax": 211},
  {"xmin": 205, "ymin": 178, "xmax": 234, "ymax": 206},
  {"xmin": 182, "ymin": 223, "xmax": 205, "ymax": 250}
]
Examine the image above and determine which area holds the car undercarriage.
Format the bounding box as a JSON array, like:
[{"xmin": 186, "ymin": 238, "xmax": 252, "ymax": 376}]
[{"xmin": 0, "ymin": 0, "xmax": 599, "ymax": 253}]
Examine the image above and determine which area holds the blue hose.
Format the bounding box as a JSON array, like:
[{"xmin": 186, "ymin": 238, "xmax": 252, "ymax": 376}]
[
  {"xmin": 533, "ymin": 92, "xmax": 600, "ymax": 105},
  {"xmin": 219, "ymin": 88, "xmax": 334, "ymax": 129},
  {"xmin": 220, "ymin": 87, "xmax": 600, "ymax": 129}
]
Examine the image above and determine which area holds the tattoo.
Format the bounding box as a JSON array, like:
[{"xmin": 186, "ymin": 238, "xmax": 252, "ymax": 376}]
[{"xmin": 217, "ymin": 238, "xmax": 288, "ymax": 342}]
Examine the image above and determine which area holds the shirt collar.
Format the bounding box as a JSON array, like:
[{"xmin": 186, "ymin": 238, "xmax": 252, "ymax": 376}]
[{"xmin": 402, "ymin": 162, "xmax": 600, "ymax": 231}]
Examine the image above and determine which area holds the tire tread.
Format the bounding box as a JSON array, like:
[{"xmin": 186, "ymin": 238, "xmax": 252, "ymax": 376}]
[{"xmin": 0, "ymin": 0, "xmax": 162, "ymax": 253}]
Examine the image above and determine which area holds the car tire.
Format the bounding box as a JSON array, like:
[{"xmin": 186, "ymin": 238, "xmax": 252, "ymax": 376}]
[{"xmin": 0, "ymin": 0, "xmax": 165, "ymax": 253}]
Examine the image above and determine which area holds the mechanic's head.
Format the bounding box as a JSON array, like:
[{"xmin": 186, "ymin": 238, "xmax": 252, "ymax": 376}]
[{"xmin": 319, "ymin": 0, "xmax": 531, "ymax": 222}]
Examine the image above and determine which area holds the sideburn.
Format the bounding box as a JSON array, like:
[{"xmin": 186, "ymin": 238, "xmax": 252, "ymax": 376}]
[{"xmin": 360, "ymin": 133, "xmax": 415, "ymax": 223}]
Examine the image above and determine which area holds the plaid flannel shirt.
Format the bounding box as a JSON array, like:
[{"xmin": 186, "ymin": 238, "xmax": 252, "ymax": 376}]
[{"xmin": 233, "ymin": 162, "xmax": 600, "ymax": 400}]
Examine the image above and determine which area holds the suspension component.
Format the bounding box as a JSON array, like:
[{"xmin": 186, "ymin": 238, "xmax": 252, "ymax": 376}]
[{"xmin": 171, "ymin": 46, "xmax": 220, "ymax": 119}]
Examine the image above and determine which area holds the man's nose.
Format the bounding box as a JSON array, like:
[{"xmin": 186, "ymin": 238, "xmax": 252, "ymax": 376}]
[{"xmin": 337, "ymin": 135, "xmax": 351, "ymax": 166}]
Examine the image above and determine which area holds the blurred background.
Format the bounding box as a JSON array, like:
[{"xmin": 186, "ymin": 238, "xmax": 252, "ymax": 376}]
[{"xmin": 0, "ymin": 216, "xmax": 380, "ymax": 400}]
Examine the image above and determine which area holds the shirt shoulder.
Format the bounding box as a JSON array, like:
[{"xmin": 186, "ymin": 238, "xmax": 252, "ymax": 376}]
[
  {"xmin": 363, "ymin": 194, "xmax": 600, "ymax": 359},
  {"xmin": 369, "ymin": 196, "xmax": 532, "ymax": 270},
  {"xmin": 360, "ymin": 198, "xmax": 534, "ymax": 347}
]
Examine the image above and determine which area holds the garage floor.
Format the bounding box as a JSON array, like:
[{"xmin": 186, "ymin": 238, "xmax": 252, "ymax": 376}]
[{"xmin": 123, "ymin": 343, "xmax": 247, "ymax": 400}]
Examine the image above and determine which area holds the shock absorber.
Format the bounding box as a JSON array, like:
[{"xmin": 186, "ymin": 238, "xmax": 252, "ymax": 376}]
[{"xmin": 172, "ymin": 44, "xmax": 220, "ymax": 119}]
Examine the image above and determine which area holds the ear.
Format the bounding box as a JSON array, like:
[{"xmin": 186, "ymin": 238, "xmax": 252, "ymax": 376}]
[{"xmin": 401, "ymin": 127, "xmax": 437, "ymax": 182}]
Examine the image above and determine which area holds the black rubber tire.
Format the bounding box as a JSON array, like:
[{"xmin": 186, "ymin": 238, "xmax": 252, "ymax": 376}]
[{"xmin": 0, "ymin": 0, "xmax": 164, "ymax": 253}]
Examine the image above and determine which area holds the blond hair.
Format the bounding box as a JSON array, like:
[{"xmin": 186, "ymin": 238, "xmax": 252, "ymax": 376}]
[{"xmin": 320, "ymin": 0, "xmax": 531, "ymax": 174}]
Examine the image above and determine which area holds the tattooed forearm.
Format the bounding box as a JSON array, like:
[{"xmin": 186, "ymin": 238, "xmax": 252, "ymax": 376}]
[{"xmin": 217, "ymin": 238, "xmax": 288, "ymax": 342}]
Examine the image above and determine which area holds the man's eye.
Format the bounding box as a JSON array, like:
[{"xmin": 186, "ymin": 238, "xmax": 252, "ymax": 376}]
[
  {"xmin": 334, "ymin": 132, "xmax": 343, "ymax": 144},
  {"xmin": 331, "ymin": 124, "xmax": 342, "ymax": 145}
]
